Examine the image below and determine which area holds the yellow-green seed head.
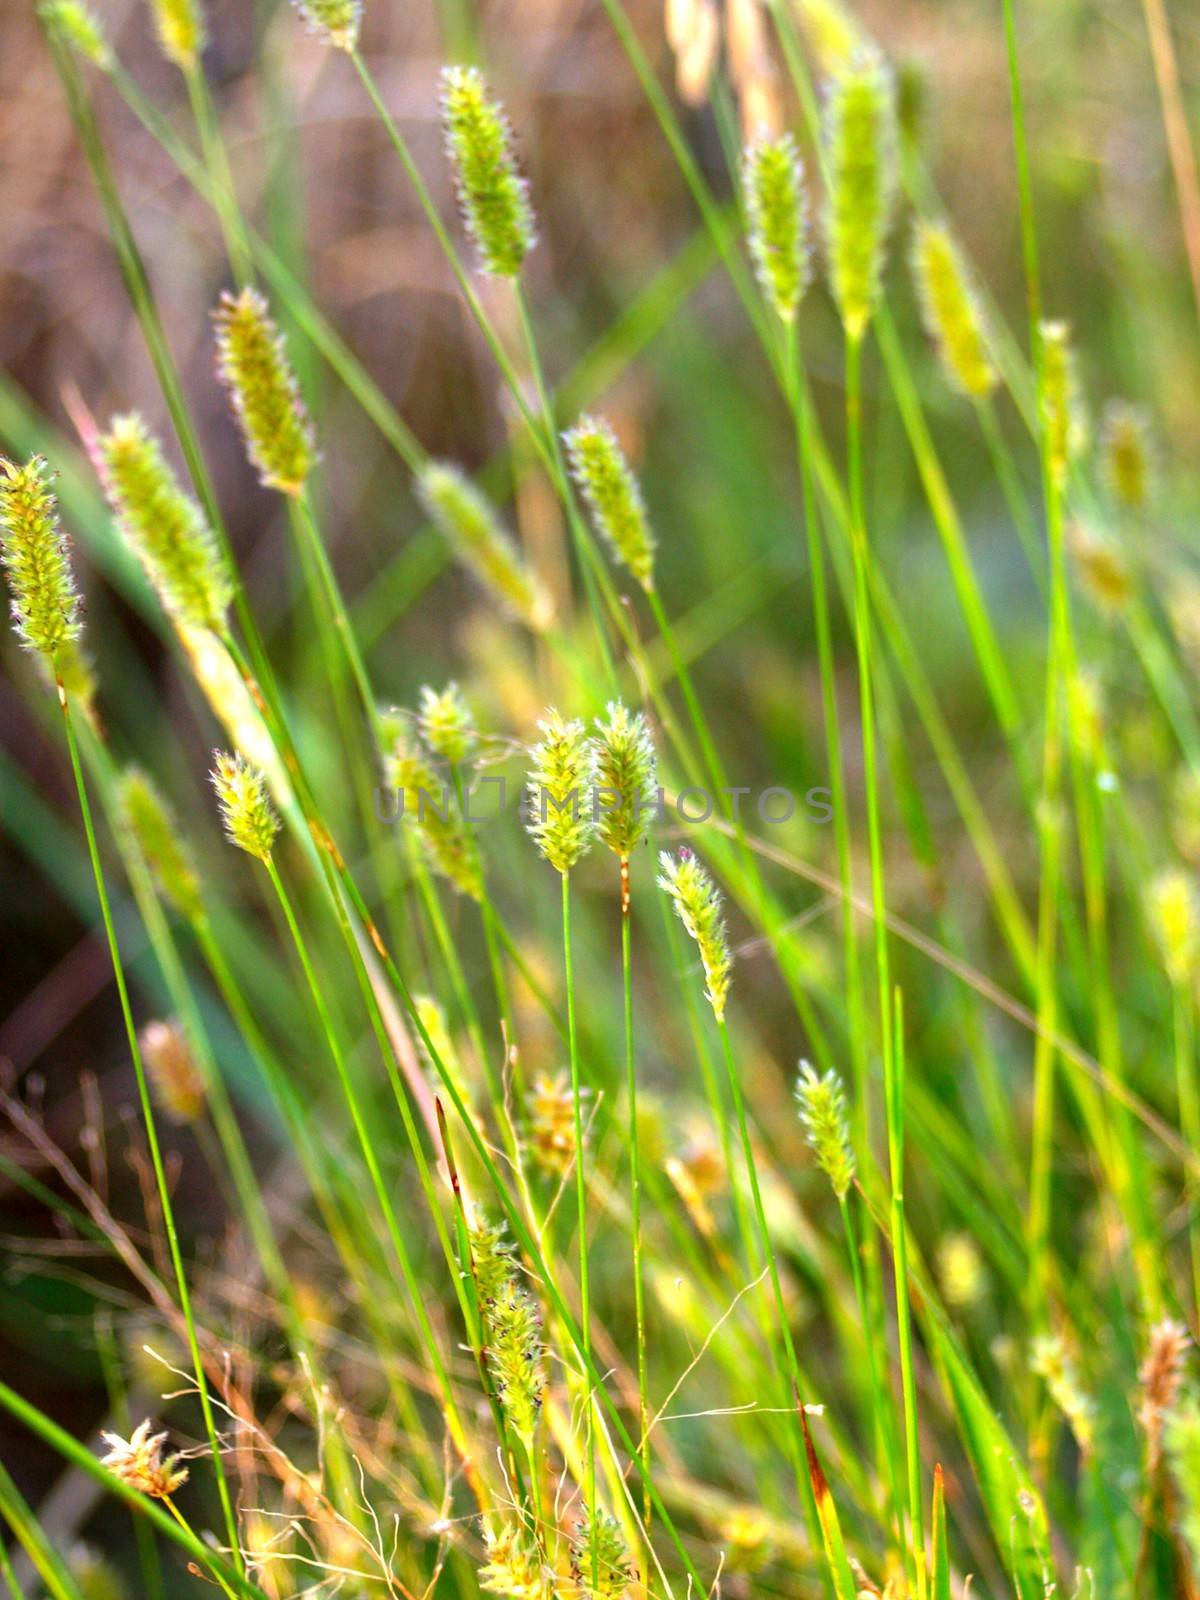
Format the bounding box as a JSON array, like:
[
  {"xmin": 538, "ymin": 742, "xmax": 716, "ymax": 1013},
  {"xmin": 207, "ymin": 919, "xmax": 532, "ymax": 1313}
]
[
  {"xmin": 563, "ymin": 416, "xmax": 656, "ymax": 591},
  {"xmin": 418, "ymin": 681, "xmax": 476, "ymax": 765},
  {"xmin": 214, "ymin": 288, "xmax": 315, "ymax": 497},
  {"xmin": 99, "ymin": 414, "xmax": 231, "ymax": 632},
  {"xmin": 572, "ymin": 1511, "xmax": 633, "ymax": 1600},
  {"xmin": 793, "ymin": 0, "xmax": 862, "ymax": 76},
  {"xmin": 526, "ymin": 710, "xmax": 598, "ymax": 874},
  {"xmin": 911, "ymin": 221, "xmax": 996, "ymax": 398},
  {"xmin": 147, "ymin": 0, "xmax": 206, "ymax": 70},
  {"xmin": 386, "ymin": 729, "xmax": 482, "ymax": 898},
  {"xmin": 591, "ymin": 701, "xmax": 657, "ymax": 862},
  {"xmin": 118, "ymin": 767, "xmax": 204, "ymax": 923},
  {"xmin": 1166, "ymin": 1397, "xmax": 1200, "ymax": 1568},
  {"xmin": 138, "ymin": 1018, "xmax": 206, "ymax": 1125},
  {"xmin": 1101, "ymin": 400, "xmax": 1154, "ymax": 511},
  {"xmin": 823, "ymin": 48, "xmax": 897, "ymax": 342},
  {"xmin": 1031, "ymin": 1334, "xmax": 1095, "ymax": 1454},
  {"xmin": 0, "ymin": 456, "xmax": 82, "ymax": 660},
  {"xmin": 479, "ymin": 1522, "xmax": 556, "ymax": 1600},
  {"xmin": 1039, "ymin": 320, "xmax": 1087, "ymax": 488},
  {"xmin": 39, "ymin": 1, "xmax": 113, "ymax": 67},
  {"xmin": 743, "ymin": 131, "xmax": 810, "ymax": 323},
  {"xmin": 440, "ymin": 65, "xmax": 536, "ymax": 278},
  {"xmin": 211, "ymin": 749, "xmax": 280, "ymax": 862},
  {"xmin": 470, "ymin": 1213, "xmax": 544, "ymax": 1445},
  {"xmin": 290, "ymin": 0, "xmax": 361, "ymax": 49},
  {"xmin": 658, "ymin": 848, "xmax": 731, "ymax": 1020},
  {"xmin": 1147, "ymin": 868, "xmax": 1199, "ymax": 987},
  {"xmin": 418, "ymin": 462, "xmax": 551, "ymax": 630},
  {"xmin": 937, "ymin": 1231, "xmax": 984, "ymax": 1308},
  {"xmin": 794, "ymin": 1060, "xmax": 854, "ymax": 1198}
]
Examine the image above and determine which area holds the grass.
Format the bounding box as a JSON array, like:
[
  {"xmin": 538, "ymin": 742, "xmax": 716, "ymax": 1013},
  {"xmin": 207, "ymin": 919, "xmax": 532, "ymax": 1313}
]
[{"xmin": 3, "ymin": 0, "xmax": 1200, "ymax": 1595}]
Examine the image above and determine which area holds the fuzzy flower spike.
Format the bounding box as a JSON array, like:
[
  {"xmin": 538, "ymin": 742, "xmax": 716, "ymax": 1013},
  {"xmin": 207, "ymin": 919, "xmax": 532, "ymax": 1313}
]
[
  {"xmin": 214, "ymin": 288, "xmax": 316, "ymax": 496},
  {"xmin": 0, "ymin": 455, "xmax": 82, "ymax": 663},
  {"xmin": 743, "ymin": 130, "xmax": 811, "ymax": 324},
  {"xmin": 440, "ymin": 65, "xmax": 535, "ymax": 278},
  {"xmin": 418, "ymin": 462, "xmax": 551, "ymax": 630},
  {"xmin": 795, "ymin": 1060, "xmax": 855, "ymax": 1199},
  {"xmin": 591, "ymin": 702, "xmax": 657, "ymax": 910},
  {"xmin": 100, "ymin": 1419, "xmax": 188, "ymax": 1498},
  {"xmin": 526, "ymin": 711, "xmax": 598, "ymax": 874},
  {"xmin": 564, "ymin": 416, "xmax": 657, "ymax": 592},
  {"xmin": 291, "ymin": 0, "xmax": 361, "ymax": 49},
  {"xmin": 148, "ymin": 0, "xmax": 206, "ymax": 71},
  {"xmin": 211, "ymin": 750, "xmax": 280, "ymax": 863},
  {"xmin": 911, "ymin": 220, "xmax": 996, "ymax": 398},
  {"xmin": 658, "ymin": 848, "xmax": 732, "ymax": 1021},
  {"xmin": 823, "ymin": 47, "xmax": 897, "ymax": 343}
]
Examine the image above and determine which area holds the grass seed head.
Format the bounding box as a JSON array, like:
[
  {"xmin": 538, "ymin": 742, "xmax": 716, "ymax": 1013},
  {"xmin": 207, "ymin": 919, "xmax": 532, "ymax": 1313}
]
[
  {"xmin": 572, "ymin": 1510, "xmax": 633, "ymax": 1600},
  {"xmin": 937, "ymin": 1231, "xmax": 985, "ymax": 1308},
  {"xmin": 418, "ymin": 462, "xmax": 551, "ymax": 630},
  {"xmin": 1068, "ymin": 520, "xmax": 1129, "ymax": 614},
  {"xmin": 743, "ymin": 131, "xmax": 810, "ymax": 323},
  {"xmin": 526, "ymin": 710, "xmax": 598, "ymax": 873},
  {"xmin": 211, "ymin": 749, "xmax": 280, "ymax": 863},
  {"xmin": 591, "ymin": 701, "xmax": 658, "ymax": 863},
  {"xmin": 482, "ymin": 1272, "xmax": 545, "ymax": 1445},
  {"xmin": 99, "ymin": 414, "xmax": 231, "ymax": 632},
  {"xmin": 138, "ymin": 1018, "xmax": 206, "ymax": 1124},
  {"xmin": 214, "ymin": 288, "xmax": 315, "ymax": 497},
  {"xmin": 479, "ymin": 1521, "xmax": 556, "ymax": 1600},
  {"xmin": 1039, "ymin": 320, "xmax": 1087, "ymax": 487},
  {"xmin": 147, "ymin": 0, "xmax": 206, "ymax": 70},
  {"xmin": 795, "ymin": 1061, "xmax": 855, "ymax": 1198},
  {"xmin": 794, "ymin": 0, "xmax": 862, "ymax": 75},
  {"xmin": 418, "ymin": 681, "xmax": 476, "ymax": 765},
  {"xmin": 1031, "ymin": 1334, "xmax": 1096, "ymax": 1453},
  {"xmin": 658, "ymin": 848, "xmax": 732, "ymax": 1021},
  {"xmin": 440, "ymin": 65, "xmax": 535, "ymax": 278},
  {"xmin": 385, "ymin": 730, "xmax": 483, "ymax": 898},
  {"xmin": 118, "ymin": 768, "xmax": 204, "ymax": 921},
  {"xmin": 823, "ymin": 47, "xmax": 897, "ymax": 343},
  {"xmin": 563, "ymin": 415, "xmax": 657, "ymax": 591},
  {"xmin": 911, "ymin": 220, "xmax": 996, "ymax": 398},
  {"xmin": 39, "ymin": 1, "xmax": 112, "ymax": 67},
  {"xmin": 1101, "ymin": 399, "xmax": 1154, "ymax": 511},
  {"xmin": 290, "ymin": 0, "xmax": 362, "ymax": 50},
  {"xmin": 0, "ymin": 455, "xmax": 83, "ymax": 661},
  {"xmin": 99, "ymin": 1420, "xmax": 188, "ymax": 1498},
  {"xmin": 1147, "ymin": 868, "xmax": 1199, "ymax": 987},
  {"xmin": 526, "ymin": 1069, "xmax": 587, "ymax": 1177},
  {"xmin": 1140, "ymin": 1318, "xmax": 1190, "ymax": 1467}
]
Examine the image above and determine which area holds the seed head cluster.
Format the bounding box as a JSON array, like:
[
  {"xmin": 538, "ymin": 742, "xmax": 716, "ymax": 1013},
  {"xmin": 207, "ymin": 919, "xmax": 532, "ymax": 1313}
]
[
  {"xmin": 1039, "ymin": 320, "xmax": 1086, "ymax": 487},
  {"xmin": 0, "ymin": 456, "xmax": 82, "ymax": 660},
  {"xmin": 99, "ymin": 414, "xmax": 231, "ymax": 632},
  {"xmin": 564, "ymin": 416, "xmax": 657, "ymax": 592},
  {"xmin": 526, "ymin": 711, "xmax": 598, "ymax": 874},
  {"xmin": 418, "ymin": 681, "xmax": 476, "ymax": 765},
  {"xmin": 469, "ymin": 1214, "xmax": 545, "ymax": 1446},
  {"xmin": 39, "ymin": 0, "xmax": 112, "ymax": 67},
  {"xmin": 138, "ymin": 1018, "xmax": 206, "ymax": 1124},
  {"xmin": 148, "ymin": 0, "xmax": 206, "ymax": 70},
  {"xmin": 118, "ymin": 768, "xmax": 205, "ymax": 923},
  {"xmin": 743, "ymin": 131, "xmax": 810, "ymax": 324},
  {"xmin": 658, "ymin": 849, "xmax": 732, "ymax": 1021},
  {"xmin": 418, "ymin": 462, "xmax": 550, "ymax": 631},
  {"xmin": 794, "ymin": 1061, "xmax": 855, "ymax": 1199},
  {"xmin": 1146, "ymin": 868, "xmax": 1199, "ymax": 987},
  {"xmin": 911, "ymin": 221, "xmax": 996, "ymax": 398},
  {"xmin": 440, "ymin": 65, "xmax": 535, "ymax": 278},
  {"xmin": 571, "ymin": 1510, "xmax": 633, "ymax": 1600},
  {"xmin": 385, "ymin": 729, "xmax": 482, "ymax": 899},
  {"xmin": 100, "ymin": 1420, "xmax": 188, "ymax": 1498},
  {"xmin": 290, "ymin": 0, "xmax": 361, "ymax": 50},
  {"xmin": 823, "ymin": 48, "xmax": 896, "ymax": 342},
  {"xmin": 590, "ymin": 701, "xmax": 657, "ymax": 864},
  {"xmin": 211, "ymin": 749, "xmax": 280, "ymax": 863},
  {"xmin": 214, "ymin": 288, "xmax": 316, "ymax": 497},
  {"xmin": 1101, "ymin": 399, "xmax": 1154, "ymax": 511}
]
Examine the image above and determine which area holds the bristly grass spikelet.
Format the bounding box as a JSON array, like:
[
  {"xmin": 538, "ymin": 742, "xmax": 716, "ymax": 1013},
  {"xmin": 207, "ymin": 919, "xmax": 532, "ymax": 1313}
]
[
  {"xmin": 743, "ymin": 131, "xmax": 810, "ymax": 323},
  {"xmin": 1101, "ymin": 399, "xmax": 1154, "ymax": 511},
  {"xmin": 1039, "ymin": 320, "xmax": 1087, "ymax": 487},
  {"xmin": 1147, "ymin": 868, "xmax": 1199, "ymax": 986},
  {"xmin": 0, "ymin": 455, "xmax": 83, "ymax": 661},
  {"xmin": 118, "ymin": 768, "xmax": 204, "ymax": 923},
  {"xmin": 417, "ymin": 462, "xmax": 551, "ymax": 630},
  {"xmin": 439, "ymin": 65, "xmax": 535, "ymax": 278},
  {"xmin": 571, "ymin": 1509, "xmax": 633, "ymax": 1600},
  {"xmin": 38, "ymin": 0, "xmax": 113, "ymax": 67},
  {"xmin": 99, "ymin": 1420, "xmax": 188, "ymax": 1498},
  {"xmin": 290, "ymin": 0, "xmax": 361, "ymax": 50},
  {"xmin": 911, "ymin": 220, "xmax": 997, "ymax": 398},
  {"xmin": 211, "ymin": 750, "xmax": 281, "ymax": 862},
  {"xmin": 525, "ymin": 710, "xmax": 598, "ymax": 874},
  {"xmin": 1031, "ymin": 1333, "xmax": 1096, "ymax": 1453},
  {"xmin": 527, "ymin": 1069, "xmax": 587, "ymax": 1176},
  {"xmin": 823, "ymin": 46, "xmax": 897, "ymax": 343},
  {"xmin": 147, "ymin": 0, "xmax": 206, "ymax": 70},
  {"xmin": 564, "ymin": 415, "xmax": 657, "ymax": 592},
  {"xmin": 794, "ymin": 1061, "xmax": 855, "ymax": 1199},
  {"xmin": 99, "ymin": 414, "xmax": 232, "ymax": 632},
  {"xmin": 469, "ymin": 1212, "xmax": 545, "ymax": 1445},
  {"xmin": 658, "ymin": 848, "xmax": 731, "ymax": 1021},
  {"xmin": 418, "ymin": 682, "xmax": 476, "ymax": 765},
  {"xmin": 138, "ymin": 1018, "xmax": 206, "ymax": 1125},
  {"xmin": 479, "ymin": 1522, "xmax": 555, "ymax": 1600},
  {"xmin": 1139, "ymin": 1318, "xmax": 1190, "ymax": 1468},
  {"xmin": 591, "ymin": 701, "xmax": 657, "ymax": 885},
  {"xmin": 213, "ymin": 288, "xmax": 316, "ymax": 497},
  {"xmin": 385, "ymin": 729, "xmax": 483, "ymax": 899}
]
